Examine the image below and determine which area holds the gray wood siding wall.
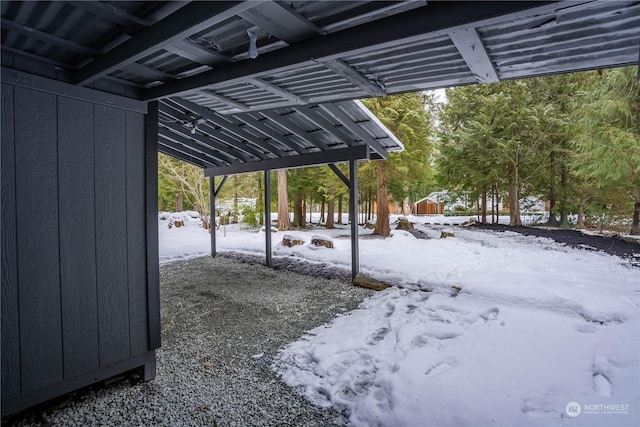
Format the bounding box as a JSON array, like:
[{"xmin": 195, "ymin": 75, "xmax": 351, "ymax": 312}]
[{"xmin": 1, "ymin": 82, "xmax": 153, "ymax": 401}]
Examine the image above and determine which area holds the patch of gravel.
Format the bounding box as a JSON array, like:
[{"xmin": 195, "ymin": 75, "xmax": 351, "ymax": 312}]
[
  {"xmin": 218, "ymin": 251, "xmax": 353, "ymax": 282},
  {"xmin": 8, "ymin": 256, "xmax": 373, "ymax": 426}
]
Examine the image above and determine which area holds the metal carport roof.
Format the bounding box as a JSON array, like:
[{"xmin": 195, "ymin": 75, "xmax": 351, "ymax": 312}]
[
  {"xmin": 158, "ymin": 97, "xmax": 403, "ymax": 175},
  {"xmin": 2, "ymin": 1, "xmax": 638, "ymax": 113}
]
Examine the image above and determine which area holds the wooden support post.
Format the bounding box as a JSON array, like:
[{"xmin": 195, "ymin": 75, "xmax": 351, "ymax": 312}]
[
  {"xmin": 264, "ymin": 169, "xmax": 272, "ymax": 267},
  {"xmin": 349, "ymin": 160, "xmax": 359, "ymax": 281}
]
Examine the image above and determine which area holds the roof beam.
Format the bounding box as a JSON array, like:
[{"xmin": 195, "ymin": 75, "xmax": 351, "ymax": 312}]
[
  {"xmin": 168, "ymin": 97, "xmax": 288, "ymax": 158},
  {"xmin": 233, "ymin": 114, "xmax": 306, "ymax": 154},
  {"xmin": 0, "ymin": 18, "xmax": 101, "ymax": 57},
  {"xmin": 205, "ymin": 145, "xmax": 370, "ymax": 177},
  {"xmin": 73, "ymin": 1, "xmax": 261, "ymax": 86},
  {"xmin": 246, "ymin": 78, "xmax": 306, "ymax": 104},
  {"xmin": 158, "ymin": 145, "xmax": 211, "ymax": 169},
  {"xmin": 292, "ymin": 105, "xmax": 353, "ymax": 145},
  {"xmin": 124, "ymin": 62, "xmax": 180, "ymax": 82},
  {"xmin": 143, "ymin": 1, "xmax": 550, "ymax": 100},
  {"xmin": 320, "ymin": 59, "xmax": 385, "ymax": 97},
  {"xmin": 259, "ymin": 111, "xmax": 329, "ymax": 151},
  {"xmin": 164, "ymin": 40, "xmax": 233, "ymax": 67},
  {"xmin": 449, "ymin": 28, "xmax": 499, "ymax": 83},
  {"xmin": 238, "ymin": 1, "xmax": 324, "ymax": 44},
  {"xmin": 159, "ymin": 101, "xmax": 261, "ymax": 161},
  {"xmin": 158, "ymin": 122, "xmax": 242, "ymax": 164},
  {"xmin": 318, "ymin": 104, "xmax": 388, "ymax": 159},
  {"xmin": 199, "ymin": 90, "xmax": 249, "ymax": 112},
  {"xmin": 69, "ymin": 1, "xmax": 151, "ymax": 34},
  {"xmin": 159, "ymin": 131, "xmax": 225, "ymax": 166}
]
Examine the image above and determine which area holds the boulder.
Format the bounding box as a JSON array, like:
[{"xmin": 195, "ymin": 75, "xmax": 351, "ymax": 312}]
[
  {"xmin": 282, "ymin": 233, "xmax": 305, "ymax": 247},
  {"xmin": 311, "ymin": 234, "xmax": 334, "ymax": 249},
  {"xmin": 440, "ymin": 231, "xmax": 455, "ymax": 239},
  {"xmin": 395, "ymin": 217, "xmax": 415, "ymax": 231}
]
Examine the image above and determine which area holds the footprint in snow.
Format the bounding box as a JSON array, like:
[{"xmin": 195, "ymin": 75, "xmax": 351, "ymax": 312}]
[
  {"xmin": 385, "ymin": 302, "xmax": 395, "ymax": 317},
  {"xmin": 521, "ymin": 395, "xmax": 556, "ymax": 417},
  {"xmin": 479, "ymin": 307, "xmax": 500, "ymax": 321},
  {"xmin": 425, "ymin": 360, "xmax": 456, "ymax": 377},
  {"xmin": 367, "ymin": 327, "xmax": 390, "ymax": 345},
  {"xmin": 412, "ymin": 330, "xmax": 460, "ymax": 348},
  {"xmin": 593, "ymin": 373, "xmax": 612, "ymax": 397},
  {"xmin": 576, "ymin": 323, "xmax": 598, "ymax": 333}
]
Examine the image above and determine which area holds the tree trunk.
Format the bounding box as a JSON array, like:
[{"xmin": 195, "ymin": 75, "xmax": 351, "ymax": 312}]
[
  {"xmin": 326, "ymin": 187, "xmax": 335, "ymax": 228},
  {"xmin": 576, "ymin": 190, "xmax": 588, "ymax": 230},
  {"xmin": 559, "ymin": 161, "xmax": 569, "ymax": 227},
  {"xmin": 374, "ymin": 162, "xmax": 391, "ymax": 236},
  {"xmin": 508, "ymin": 166, "xmax": 522, "ymax": 226},
  {"xmin": 631, "ymin": 187, "xmax": 640, "ymax": 235},
  {"xmin": 492, "ymin": 187, "xmax": 496, "ymax": 224},
  {"xmin": 364, "ymin": 192, "xmax": 370, "ymax": 221},
  {"xmin": 277, "ymin": 169, "xmax": 291, "ymax": 230},
  {"xmin": 256, "ymin": 174, "xmax": 263, "ymax": 225},
  {"xmin": 320, "ymin": 198, "xmax": 325, "ymax": 224},
  {"xmin": 337, "ymin": 194, "xmax": 343, "ymax": 224},
  {"xmin": 175, "ymin": 192, "xmax": 183, "ymax": 212},
  {"xmin": 547, "ymin": 150, "xmax": 559, "ymax": 226},
  {"xmin": 293, "ymin": 192, "xmax": 305, "ymax": 228},
  {"xmin": 233, "ymin": 175, "xmax": 239, "ymax": 223},
  {"xmin": 481, "ymin": 190, "xmax": 487, "ymax": 223},
  {"xmin": 402, "ymin": 196, "xmax": 411, "ymax": 216}
]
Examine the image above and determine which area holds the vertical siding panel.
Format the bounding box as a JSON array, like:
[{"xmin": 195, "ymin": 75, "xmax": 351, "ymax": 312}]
[
  {"xmin": 14, "ymin": 88, "xmax": 62, "ymax": 392},
  {"xmin": 94, "ymin": 105, "xmax": 130, "ymax": 366},
  {"xmin": 58, "ymin": 97, "xmax": 99, "ymax": 376},
  {"xmin": 1, "ymin": 84, "xmax": 20, "ymax": 399},
  {"xmin": 125, "ymin": 111, "xmax": 148, "ymax": 356}
]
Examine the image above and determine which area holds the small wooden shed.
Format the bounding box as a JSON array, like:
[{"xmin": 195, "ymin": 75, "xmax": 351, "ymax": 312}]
[{"xmin": 413, "ymin": 197, "xmax": 445, "ymax": 215}]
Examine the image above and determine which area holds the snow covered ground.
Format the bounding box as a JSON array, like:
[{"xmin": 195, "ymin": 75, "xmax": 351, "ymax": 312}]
[{"xmin": 159, "ymin": 213, "xmax": 639, "ymax": 427}]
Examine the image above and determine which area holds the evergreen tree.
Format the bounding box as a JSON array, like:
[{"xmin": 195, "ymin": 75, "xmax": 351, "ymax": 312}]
[
  {"xmin": 571, "ymin": 67, "xmax": 640, "ymax": 234},
  {"xmin": 361, "ymin": 93, "xmax": 435, "ymax": 236}
]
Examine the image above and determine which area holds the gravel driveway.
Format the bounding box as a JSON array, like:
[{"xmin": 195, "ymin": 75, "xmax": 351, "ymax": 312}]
[{"xmin": 9, "ymin": 256, "xmax": 373, "ymax": 426}]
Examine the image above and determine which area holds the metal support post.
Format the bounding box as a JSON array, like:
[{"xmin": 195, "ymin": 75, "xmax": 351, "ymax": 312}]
[
  {"xmin": 349, "ymin": 160, "xmax": 359, "ymax": 281},
  {"xmin": 264, "ymin": 169, "xmax": 272, "ymax": 267},
  {"xmin": 210, "ymin": 177, "xmax": 216, "ymax": 257},
  {"xmin": 209, "ymin": 175, "xmax": 228, "ymax": 257}
]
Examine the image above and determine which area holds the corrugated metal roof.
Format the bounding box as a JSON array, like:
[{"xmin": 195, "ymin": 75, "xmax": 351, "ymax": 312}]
[
  {"xmin": 3, "ymin": 1, "xmax": 637, "ymax": 106},
  {"xmin": 157, "ymin": 97, "xmax": 403, "ymax": 174},
  {"xmin": 3, "ymin": 0, "xmax": 638, "ymax": 169}
]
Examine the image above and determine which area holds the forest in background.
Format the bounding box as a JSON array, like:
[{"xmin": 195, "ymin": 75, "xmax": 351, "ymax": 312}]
[{"xmin": 158, "ymin": 66, "xmax": 640, "ymax": 235}]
